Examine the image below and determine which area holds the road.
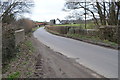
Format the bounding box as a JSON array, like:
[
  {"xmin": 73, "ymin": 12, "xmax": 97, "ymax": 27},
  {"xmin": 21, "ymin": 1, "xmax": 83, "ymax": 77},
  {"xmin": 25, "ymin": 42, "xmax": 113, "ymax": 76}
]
[
  {"xmin": 32, "ymin": 36, "xmax": 102, "ymax": 78},
  {"xmin": 33, "ymin": 27, "xmax": 118, "ymax": 78}
]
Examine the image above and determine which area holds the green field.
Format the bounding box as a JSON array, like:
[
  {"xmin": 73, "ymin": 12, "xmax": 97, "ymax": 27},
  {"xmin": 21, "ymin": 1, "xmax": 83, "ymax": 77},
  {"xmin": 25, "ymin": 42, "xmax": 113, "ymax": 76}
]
[
  {"xmin": 54, "ymin": 24, "xmax": 81, "ymax": 26},
  {"xmin": 53, "ymin": 23, "xmax": 96, "ymax": 29}
]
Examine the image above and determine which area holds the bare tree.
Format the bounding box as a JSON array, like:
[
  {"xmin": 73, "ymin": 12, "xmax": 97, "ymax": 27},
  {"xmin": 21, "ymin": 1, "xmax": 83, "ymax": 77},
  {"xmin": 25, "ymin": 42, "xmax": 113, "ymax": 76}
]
[
  {"xmin": 63, "ymin": 2, "xmax": 100, "ymax": 27},
  {"xmin": 63, "ymin": 0, "xmax": 120, "ymax": 26},
  {"xmin": 65, "ymin": 10, "xmax": 82, "ymax": 20},
  {"xmin": 0, "ymin": 0, "xmax": 34, "ymax": 24}
]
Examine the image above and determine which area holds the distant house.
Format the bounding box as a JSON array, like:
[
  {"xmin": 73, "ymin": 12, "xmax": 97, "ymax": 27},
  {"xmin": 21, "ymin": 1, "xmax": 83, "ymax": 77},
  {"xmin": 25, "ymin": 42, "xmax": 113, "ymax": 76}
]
[{"xmin": 50, "ymin": 19, "xmax": 56, "ymax": 25}]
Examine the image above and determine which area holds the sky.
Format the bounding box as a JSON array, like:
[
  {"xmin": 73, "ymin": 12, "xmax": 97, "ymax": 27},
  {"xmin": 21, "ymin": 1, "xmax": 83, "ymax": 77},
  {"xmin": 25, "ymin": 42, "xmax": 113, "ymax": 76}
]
[
  {"xmin": 24, "ymin": 0, "xmax": 100, "ymax": 22},
  {"xmin": 2, "ymin": 0, "xmax": 118, "ymax": 22},
  {"xmin": 24, "ymin": 0, "xmax": 69, "ymax": 22},
  {"xmin": 1, "ymin": 0, "xmax": 100, "ymax": 22}
]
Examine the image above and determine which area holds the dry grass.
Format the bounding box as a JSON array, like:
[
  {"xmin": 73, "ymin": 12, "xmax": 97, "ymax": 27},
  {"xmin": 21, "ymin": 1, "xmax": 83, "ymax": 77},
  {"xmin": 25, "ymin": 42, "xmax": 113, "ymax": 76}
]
[{"xmin": 2, "ymin": 36, "xmax": 36, "ymax": 78}]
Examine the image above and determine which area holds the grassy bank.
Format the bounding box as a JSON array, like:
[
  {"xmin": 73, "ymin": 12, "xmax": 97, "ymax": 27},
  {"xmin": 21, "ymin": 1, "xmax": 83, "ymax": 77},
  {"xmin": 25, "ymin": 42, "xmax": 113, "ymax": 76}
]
[
  {"xmin": 66, "ymin": 33, "xmax": 117, "ymax": 47},
  {"xmin": 46, "ymin": 28, "xmax": 118, "ymax": 49},
  {"xmin": 2, "ymin": 36, "xmax": 36, "ymax": 78},
  {"xmin": 32, "ymin": 26, "xmax": 44, "ymax": 32}
]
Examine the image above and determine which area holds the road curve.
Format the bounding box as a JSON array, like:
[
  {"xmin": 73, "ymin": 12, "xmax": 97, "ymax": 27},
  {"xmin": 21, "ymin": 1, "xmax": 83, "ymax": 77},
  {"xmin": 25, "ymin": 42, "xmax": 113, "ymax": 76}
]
[{"xmin": 33, "ymin": 27, "xmax": 118, "ymax": 78}]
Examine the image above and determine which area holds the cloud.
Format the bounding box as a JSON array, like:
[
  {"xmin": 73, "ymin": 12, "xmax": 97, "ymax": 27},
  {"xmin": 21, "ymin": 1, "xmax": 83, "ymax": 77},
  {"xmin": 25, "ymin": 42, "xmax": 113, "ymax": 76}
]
[{"xmin": 24, "ymin": 0, "xmax": 68, "ymax": 21}]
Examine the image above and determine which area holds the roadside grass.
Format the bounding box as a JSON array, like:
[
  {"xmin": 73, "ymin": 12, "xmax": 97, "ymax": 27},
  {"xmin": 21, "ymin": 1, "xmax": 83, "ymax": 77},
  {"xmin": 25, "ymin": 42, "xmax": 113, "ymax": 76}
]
[
  {"xmin": 66, "ymin": 33, "xmax": 100, "ymax": 42},
  {"xmin": 25, "ymin": 40, "xmax": 35, "ymax": 53},
  {"xmin": 32, "ymin": 27, "xmax": 40, "ymax": 32},
  {"xmin": 26, "ymin": 72, "xmax": 32, "ymax": 76},
  {"xmin": 103, "ymin": 40, "xmax": 117, "ymax": 46},
  {"xmin": 46, "ymin": 27, "xmax": 117, "ymax": 48},
  {"xmin": 22, "ymin": 61, "xmax": 28, "ymax": 65},
  {"xmin": 7, "ymin": 72, "xmax": 20, "ymax": 78},
  {"xmin": 2, "ymin": 37, "xmax": 36, "ymax": 78},
  {"xmin": 32, "ymin": 26, "xmax": 44, "ymax": 32},
  {"xmin": 66, "ymin": 33, "xmax": 117, "ymax": 47}
]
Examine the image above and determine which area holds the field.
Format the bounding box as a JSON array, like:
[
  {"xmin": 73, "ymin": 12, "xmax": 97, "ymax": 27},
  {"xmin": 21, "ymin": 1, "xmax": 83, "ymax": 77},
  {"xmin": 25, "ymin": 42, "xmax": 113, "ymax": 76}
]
[{"xmin": 53, "ymin": 23, "xmax": 96, "ymax": 29}]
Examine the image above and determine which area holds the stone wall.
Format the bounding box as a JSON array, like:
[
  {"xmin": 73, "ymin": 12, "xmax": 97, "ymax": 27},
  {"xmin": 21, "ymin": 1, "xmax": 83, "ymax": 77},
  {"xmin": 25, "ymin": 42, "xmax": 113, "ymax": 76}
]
[
  {"xmin": 46, "ymin": 26, "xmax": 98, "ymax": 36},
  {"xmin": 68, "ymin": 28, "xmax": 99, "ymax": 37},
  {"xmin": 46, "ymin": 25, "xmax": 118, "ymax": 43},
  {"xmin": 15, "ymin": 29, "xmax": 25, "ymax": 46}
]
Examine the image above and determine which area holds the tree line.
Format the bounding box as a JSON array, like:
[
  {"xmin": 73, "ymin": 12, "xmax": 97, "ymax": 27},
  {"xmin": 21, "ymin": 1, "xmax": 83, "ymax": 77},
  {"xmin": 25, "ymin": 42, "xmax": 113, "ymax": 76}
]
[{"xmin": 64, "ymin": 1, "xmax": 120, "ymax": 26}]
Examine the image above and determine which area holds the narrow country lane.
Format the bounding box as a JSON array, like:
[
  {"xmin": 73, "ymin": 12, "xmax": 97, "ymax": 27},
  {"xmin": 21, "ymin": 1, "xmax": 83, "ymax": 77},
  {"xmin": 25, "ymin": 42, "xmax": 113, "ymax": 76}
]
[{"xmin": 33, "ymin": 27, "xmax": 118, "ymax": 78}]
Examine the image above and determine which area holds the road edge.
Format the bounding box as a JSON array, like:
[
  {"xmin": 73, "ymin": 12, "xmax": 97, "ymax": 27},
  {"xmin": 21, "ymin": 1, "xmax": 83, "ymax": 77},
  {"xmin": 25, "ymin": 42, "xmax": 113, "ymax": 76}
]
[{"xmin": 45, "ymin": 27, "xmax": 119, "ymax": 50}]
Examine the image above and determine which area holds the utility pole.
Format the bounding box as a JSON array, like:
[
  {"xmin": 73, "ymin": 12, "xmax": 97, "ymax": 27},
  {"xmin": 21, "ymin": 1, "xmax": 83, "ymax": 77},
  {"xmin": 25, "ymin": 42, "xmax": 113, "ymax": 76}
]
[{"xmin": 85, "ymin": 0, "xmax": 87, "ymax": 29}]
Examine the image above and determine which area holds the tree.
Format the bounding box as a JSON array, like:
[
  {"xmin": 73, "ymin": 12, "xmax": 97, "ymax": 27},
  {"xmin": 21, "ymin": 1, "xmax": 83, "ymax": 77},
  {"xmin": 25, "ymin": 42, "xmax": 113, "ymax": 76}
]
[
  {"xmin": 64, "ymin": 1, "xmax": 100, "ymax": 27},
  {"xmin": 0, "ymin": 0, "xmax": 34, "ymax": 24},
  {"xmin": 65, "ymin": 10, "xmax": 82, "ymax": 20},
  {"xmin": 63, "ymin": 0, "xmax": 120, "ymax": 26}
]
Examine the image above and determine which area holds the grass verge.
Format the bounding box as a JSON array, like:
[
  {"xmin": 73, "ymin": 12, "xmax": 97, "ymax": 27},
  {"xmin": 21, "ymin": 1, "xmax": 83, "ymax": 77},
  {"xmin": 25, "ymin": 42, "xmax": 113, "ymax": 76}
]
[
  {"xmin": 2, "ymin": 36, "xmax": 36, "ymax": 78},
  {"xmin": 32, "ymin": 26, "xmax": 44, "ymax": 32},
  {"xmin": 46, "ymin": 28, "xmax": 118, "ymax": 50},
  {"xmin": 66, "ymin": 33, "xmax": 117, "ymax": 47},
  {"xmin": 7, "ymin": 72, "xmax": 20, "ymax": 78}
]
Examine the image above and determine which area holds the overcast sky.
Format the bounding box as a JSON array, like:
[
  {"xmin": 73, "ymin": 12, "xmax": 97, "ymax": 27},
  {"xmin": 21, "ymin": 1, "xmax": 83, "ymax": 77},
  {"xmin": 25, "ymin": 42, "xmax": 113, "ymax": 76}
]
[{"xmin": 24, "ymin": 0, "xmax": 69, "ymax": 22}]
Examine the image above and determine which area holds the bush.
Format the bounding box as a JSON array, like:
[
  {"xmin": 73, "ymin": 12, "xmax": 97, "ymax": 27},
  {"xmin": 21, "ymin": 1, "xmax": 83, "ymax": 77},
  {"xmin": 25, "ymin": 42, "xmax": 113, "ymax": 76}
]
[
  {"xmin": 16, "ymin": 18, "xmax": 35, "ymax": 34},
  {"xmin": 99, "ymin": 26, "xmax": 118, "ymax": 43},
  {"xmin": 2, "ymin": 24, "xmax": 15, "ymax": 66}
]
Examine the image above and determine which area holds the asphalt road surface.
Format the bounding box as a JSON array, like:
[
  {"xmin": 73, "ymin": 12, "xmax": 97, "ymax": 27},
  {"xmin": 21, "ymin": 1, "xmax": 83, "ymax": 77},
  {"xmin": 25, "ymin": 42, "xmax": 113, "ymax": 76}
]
[
  {"xmin": 32, "ymin": 36, "xmax": 102, "ymax": 78},
  {"xmin": 33, "ymin": 27, "xmax": 118, "ymax": 78}
]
